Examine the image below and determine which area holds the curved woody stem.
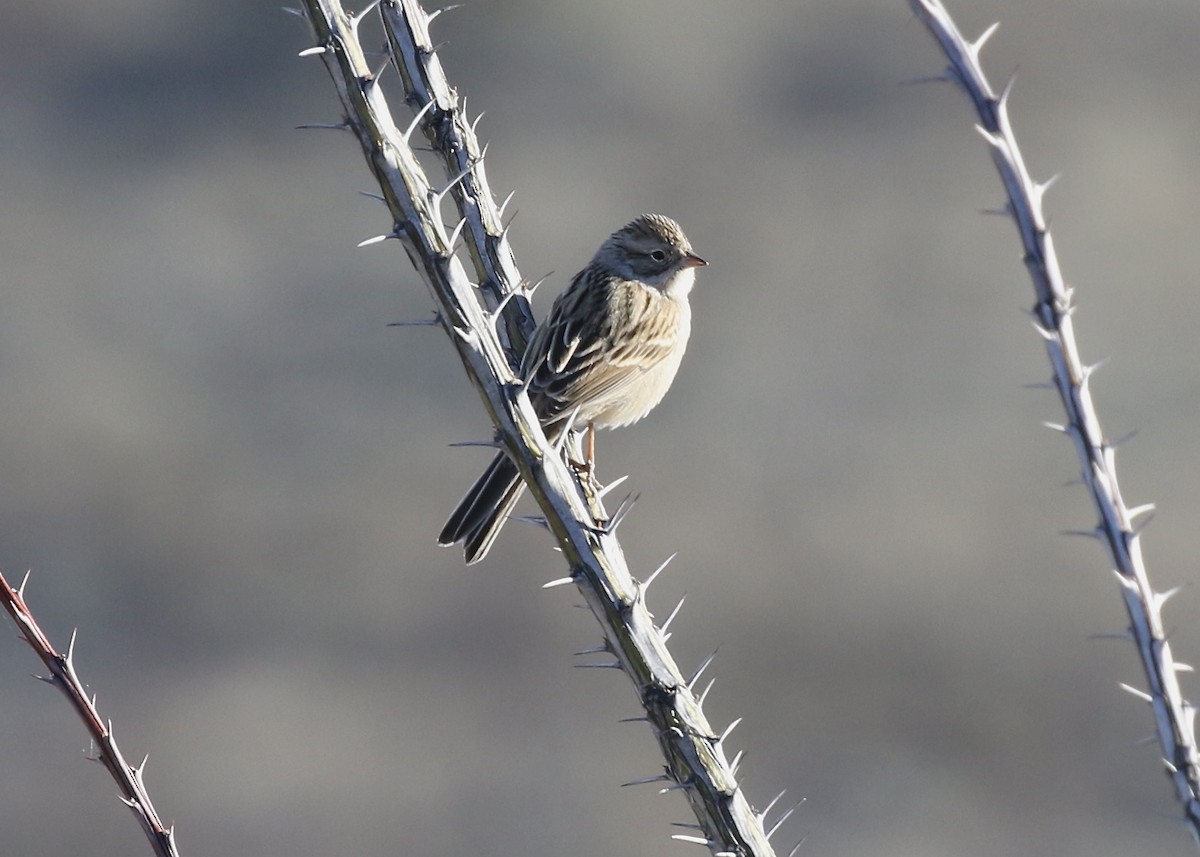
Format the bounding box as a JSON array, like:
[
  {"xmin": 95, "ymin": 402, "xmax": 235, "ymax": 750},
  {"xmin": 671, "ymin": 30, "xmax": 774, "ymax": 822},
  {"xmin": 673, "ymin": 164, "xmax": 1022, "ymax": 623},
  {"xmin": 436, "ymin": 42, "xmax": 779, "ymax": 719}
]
[{"xmin": 909, "ymin": 0, "xmax": 1200, "ymax": 845}]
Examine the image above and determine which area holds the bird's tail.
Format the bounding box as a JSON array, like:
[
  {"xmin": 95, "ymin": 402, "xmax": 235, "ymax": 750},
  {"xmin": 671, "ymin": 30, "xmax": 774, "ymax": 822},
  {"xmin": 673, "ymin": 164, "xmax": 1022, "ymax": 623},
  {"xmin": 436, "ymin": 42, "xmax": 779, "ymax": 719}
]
[{"xmin": 438, "ymin": 451, "xmax": 527, "ymax": 564}]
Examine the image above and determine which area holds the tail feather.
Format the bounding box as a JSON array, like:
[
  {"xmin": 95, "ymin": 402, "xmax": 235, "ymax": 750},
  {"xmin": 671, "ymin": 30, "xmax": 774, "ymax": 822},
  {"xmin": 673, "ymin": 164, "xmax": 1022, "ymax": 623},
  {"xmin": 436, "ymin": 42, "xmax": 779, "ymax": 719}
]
[
  {"xmin": 461, "ymin": 478, "xmax": 527, "ymax": 564},
  {"xmin": 439, "ymin": 452, "xmax": 526, "ymax": 564}
]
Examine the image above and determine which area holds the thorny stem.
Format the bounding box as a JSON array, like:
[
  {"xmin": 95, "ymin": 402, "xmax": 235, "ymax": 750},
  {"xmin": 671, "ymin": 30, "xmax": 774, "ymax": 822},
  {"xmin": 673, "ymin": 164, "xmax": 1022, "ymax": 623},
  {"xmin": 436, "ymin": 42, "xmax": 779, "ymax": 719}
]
[
  {"xmin": 380, "ymin": 0, "xmax": 534, "ymax": 357},
  {"xmin": 909, "ymin": 0, "xmax": 1200, "ymax": 845},
  {"xmin": 295, "ymin": 2, "xmax": 788, "ymax": 855},
  {"xmin": 0, "ymin": 568, "xmax": 180, "ymax": 857}
]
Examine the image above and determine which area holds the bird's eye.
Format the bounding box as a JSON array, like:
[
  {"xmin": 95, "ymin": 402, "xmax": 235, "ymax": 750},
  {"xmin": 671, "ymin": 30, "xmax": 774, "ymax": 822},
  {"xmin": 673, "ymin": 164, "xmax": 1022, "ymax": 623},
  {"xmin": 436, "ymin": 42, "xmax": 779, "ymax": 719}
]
[{"xmin": 649, "ymin": 249, "xmax": 667, "ymax": 263}]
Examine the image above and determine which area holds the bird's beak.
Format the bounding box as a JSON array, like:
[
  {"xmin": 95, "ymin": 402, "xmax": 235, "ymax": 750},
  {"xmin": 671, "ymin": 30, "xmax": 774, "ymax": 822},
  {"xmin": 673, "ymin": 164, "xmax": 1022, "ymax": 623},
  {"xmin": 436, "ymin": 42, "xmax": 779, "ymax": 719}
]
[{"xmin": 681, "ymin": 253, "xmax": 708, "ymax": 269}]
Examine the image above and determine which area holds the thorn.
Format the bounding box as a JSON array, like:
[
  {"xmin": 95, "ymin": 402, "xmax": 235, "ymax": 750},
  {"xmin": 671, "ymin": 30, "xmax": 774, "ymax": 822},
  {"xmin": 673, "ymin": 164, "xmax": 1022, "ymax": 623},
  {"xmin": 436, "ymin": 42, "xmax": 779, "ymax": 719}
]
[
  {"xmin": 670, "ymin": 822, "xmax": 705, "ymax": 831},
  {"xmin": 554, "ymin": 405, "xmax": 583, "ymax": 448},
  {"xmin": 622, "ymin": 773, "xmax": 671, "ymax": 787},
  {"xmin": 281, "ymin": 5, "xmax": 306, "ymax": 17},
  {"xmin": 402, "ymin": 99, "xmax": 437, "ymax": 144},
  {"xmin": 718, "ymin": 717, "xmax": 743, "ymax": 745},
  {"xmin": 974, "ymin": 124, "xmax": 1005, "ymax": 151},
  {"xmin": 1029, "ymin": 318, "xmax": 1057, "ymax": 341},
  {"xmin": 298, "ymin": 45, "xmax": 327, "ymax": 57},
  {"xmin": 470, "ymin": 111, "xmax": 486, "ymax": 137},
  {"xmin": 1060, "ymin": 527, "xmax": 1102, "ymax": 540},
  {"xmin": 729, "ymin": 749, "xmax": 745, "ymax": 774},
  {"xmin": 596, "ymin": 474, "xmax": 631, "ymax": 500},
  {"xmin": 687, "ymin": 650, "xmax": 718, "ymax": 690},
  {"xmin": 359, "ymin": 190, "xmax": 386, "ymax": 203},
  {"xmin": 498, "ymin": 189, "xmax": 517, "ymax": 218},
  {"xmin": 433, "ymin": 163, "xmax": 474, "ymax": 208},
  {"xmin": 500, "ymin": 209, "xmax": 518, "ymax": 242},
  {"xmin": 357, "ymin": 233, "xmax": 397, "ymax": 247},
  {"xmin": 972, "ymin": 21, "xmax": 1000, "ymax": 55},
  {"xmin": 1022, "ymin": 379, "xmax": 1055, "ymax": 390},
  {"xmin": 446, "ymin": 439, "xmax": 501, "ymax": 448},
  {"xmin": 523, "ymin": 272, "xmax": 552, "ymax": 300},
  {"xmin": 1119, "ymin": 682, "xmax": 1153, "ymax": 703},
  {"xmin": 67, "ymin": 628, "xmax": 78, "ymax": 660},
  {"xmin": 760, "ymin": 789, "xmax": 788, "ymax": 822},
  {"xmin": 1128, "ymin": 502, "xmax": 1156, "ymax": 522},
  {"xmin": 427, "ymin": 4, "xmax": 464, "ymax": 24},
  {"xmin": 519, "ymin": 353, "xmax": 548, "ymax": 395},
  {"xmin": 512, "ymin": 515, "xmax": 550, "ymax": 531},
  {"xmin": 18, "ymin": 569, "xmax": 31, "ymax": 596},
  {"xmin": 489, "ymin": 288, "xmax": 519, "ymax": 321},
  {"xmin": 1034, "ymin": 173, "xmax": 1061, "ymax": 199},
  {"xmin": 1112, "ymin": 429, "xmax": 1139, "ymax": 448},
  {"xmin": 1175, "ymin": 662, "xmax": 1195, "ymax": 674},
  {"xmin": 767, "ymin": 799, "xmax": 807, "ymax": 840},
  {"xmin": 980, "ymin": 206, "xmax": 1010, "ymax": 217},
  {"xmin": 597, "ymin": 492, "xmax": 639, "ymax": 534},
  {"xmin": 368, "ymin": 54, "xmax": 391, "ymax": 84},
  {"xmin": 642, "ymin": 552, "xmax": 678, "ymax": 592},
  {"xmin": 1154, "ymin": 586, "xmax": 1184, "ymax": 610},
  {"xmin": 993, "ymin": 67, "xmax": 1012, "ymax": 109},
  {"xmin": 787, "ymin": 836, "xmax": 809, "ymax": 857},
  {"xmin": 900, "ymin": 73, "xmax": 951, "ymax": 87},
  {"xmin": 350, "ymin": 0, "xmax": 382, "ymax": 27},
  {"xmin": 1042, "ymin": 421, "xmax": 1068, "ymax": 433},
  {"xmin": 660, "ymin": 594, "xmax": 686, "ymax": 633},
  {"xmin": 445, "ymin": 217, "xmax": 468, "ymax": 254},
  {"xmin": 1134, "ymin": 733, "xmax": 1160, "ymax": 747},
  {"xmin": 295, "ymin": 121, "xmax": 350, "ymax": 130},
  {"xmin": 574, "ymin": 662, "xmax": 622, "ymax": 670},
  {"xmin": 697, "ymin": 677, "xmax": 716, "ymax": 707},
  {"xmin": 1112, "ymin": 569, "xmax": 1138, "ymax": 592},
  {"xmin": 542, "ymin": 576, "xmax": 575, "ymax": 589},
  {"xmin": 388, "ymin": 315, "xmax": 442, "ymax": 328},
  {"xmin": 619, "ymin": 714, "xmax": 650, "ymax": 723},
  {"xmin": 671, "ymin": 835, "xmax": 711, "ymax": 846},
  {"xmin": 573, "ymin": 643, "xmax": 610, "ymax": 656},
  {"xmin": 1081, "ymin": 356, "xmax": 1109, "ymax": 378}
]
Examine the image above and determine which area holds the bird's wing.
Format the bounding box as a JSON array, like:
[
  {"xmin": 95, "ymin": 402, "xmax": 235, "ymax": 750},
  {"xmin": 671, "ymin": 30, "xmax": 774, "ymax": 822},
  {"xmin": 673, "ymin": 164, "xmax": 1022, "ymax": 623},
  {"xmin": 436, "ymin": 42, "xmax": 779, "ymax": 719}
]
[{"xmin": 523, "ymin": 274, "xmax": 680, "ymax": 426}]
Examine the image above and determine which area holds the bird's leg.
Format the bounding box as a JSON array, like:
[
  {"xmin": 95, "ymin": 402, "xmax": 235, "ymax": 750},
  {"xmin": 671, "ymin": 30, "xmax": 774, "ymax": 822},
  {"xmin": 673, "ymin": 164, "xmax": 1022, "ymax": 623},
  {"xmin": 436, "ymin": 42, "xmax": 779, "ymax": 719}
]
[
  {"xmin": 567, "ymin": 422, "xmax": 602, "ymax": 493},
  {"xmin": 583, "ymin": 423, "xmax": 604, "ymax": 491}
]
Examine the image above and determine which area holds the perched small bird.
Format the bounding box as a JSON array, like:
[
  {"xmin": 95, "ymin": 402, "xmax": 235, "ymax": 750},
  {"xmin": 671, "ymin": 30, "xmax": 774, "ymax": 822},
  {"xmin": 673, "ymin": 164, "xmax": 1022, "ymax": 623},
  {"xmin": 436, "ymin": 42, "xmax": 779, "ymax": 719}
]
[{"xmin": 439, "ymin": 213, "xmax": 706, "ymax": 564}]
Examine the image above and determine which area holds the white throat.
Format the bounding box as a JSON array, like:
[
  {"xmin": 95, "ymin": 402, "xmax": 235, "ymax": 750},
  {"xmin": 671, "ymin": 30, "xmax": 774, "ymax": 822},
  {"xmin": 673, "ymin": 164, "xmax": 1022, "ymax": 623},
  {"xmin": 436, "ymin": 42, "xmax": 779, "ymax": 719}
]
[{"xmin": 664, "ymin": 267, "xmax": 696, "ymax": 299}]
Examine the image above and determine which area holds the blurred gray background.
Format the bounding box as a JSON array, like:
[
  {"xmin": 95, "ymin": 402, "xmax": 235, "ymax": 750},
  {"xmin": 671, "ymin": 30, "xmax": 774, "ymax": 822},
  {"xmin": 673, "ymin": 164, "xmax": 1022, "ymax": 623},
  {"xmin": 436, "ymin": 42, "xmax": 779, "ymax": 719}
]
[{"xmin": 3, "ymin": 1, "xmax": 1200, "ymax": 855}]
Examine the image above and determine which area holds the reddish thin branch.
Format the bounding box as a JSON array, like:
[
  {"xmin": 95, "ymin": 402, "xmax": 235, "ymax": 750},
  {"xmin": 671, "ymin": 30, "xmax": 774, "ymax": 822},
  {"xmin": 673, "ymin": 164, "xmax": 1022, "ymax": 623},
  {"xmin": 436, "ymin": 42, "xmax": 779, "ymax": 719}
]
[{"xmin": 0, "ymin": 568, "xmax": 180, "ymax": 857}]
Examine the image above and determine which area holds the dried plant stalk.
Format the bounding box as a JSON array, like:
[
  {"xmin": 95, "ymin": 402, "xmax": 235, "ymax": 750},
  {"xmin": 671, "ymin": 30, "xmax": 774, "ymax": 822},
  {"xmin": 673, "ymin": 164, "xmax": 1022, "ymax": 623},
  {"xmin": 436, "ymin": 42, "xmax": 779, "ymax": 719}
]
[
  {"xmin": 0, "ymin": 568, "xmax": 180, "ymax": 857},
  {"xmin": 909, "ymin": 0, "xmax": 1200, "ymax": 845},
  {"xmin": 295, "ymin": 1, "xmax": 790, "ymax": 855}
]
